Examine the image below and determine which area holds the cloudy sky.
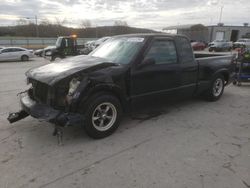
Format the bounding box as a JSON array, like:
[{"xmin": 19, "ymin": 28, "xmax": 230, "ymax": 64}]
[{"xmin": 1, "ymin": 0, "xmax": 249, "ymax": 30}]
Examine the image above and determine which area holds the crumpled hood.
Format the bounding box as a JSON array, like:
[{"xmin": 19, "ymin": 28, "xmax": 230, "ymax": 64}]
[{"xmin": 26, "ymin": 55, "xmax": 115, "ymax": 85}]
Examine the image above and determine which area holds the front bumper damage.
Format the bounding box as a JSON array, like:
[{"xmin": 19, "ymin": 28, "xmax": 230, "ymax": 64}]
[
  {"xmin": 8, "ymin": 93, "xmax": 83, "ymax": 127},
  {"xmin": 7, "ymin": 93, "xmax": 84, "ymax": 145}
]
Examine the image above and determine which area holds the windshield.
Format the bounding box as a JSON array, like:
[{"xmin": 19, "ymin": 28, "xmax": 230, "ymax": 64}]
[
  {"xmin": 90, "ymin": 37, "xmax": 145, "ymax": 64},
  {"xmin": 55, "ymin": 37, "xmax": 62, "ymax": 47}
]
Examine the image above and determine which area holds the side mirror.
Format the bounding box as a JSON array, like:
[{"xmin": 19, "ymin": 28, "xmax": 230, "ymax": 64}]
[{"xmin": 138, "ymin": 58, "xmax": 155, "ymax": 69}]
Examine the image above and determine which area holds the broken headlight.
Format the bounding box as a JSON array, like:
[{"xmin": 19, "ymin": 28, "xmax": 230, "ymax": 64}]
[
  {"xmin": 68, "ymin": 78, "xmax": 81, "ymax": 96},
  {"xmin": 66, "ymin": 78, "xmax": 81, "ymax": 104}
]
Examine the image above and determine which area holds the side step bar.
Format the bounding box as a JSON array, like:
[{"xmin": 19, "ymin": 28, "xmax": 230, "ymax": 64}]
[{"xmin": 7, "ymin": 110, "xmax": 29, "ymax": 123}]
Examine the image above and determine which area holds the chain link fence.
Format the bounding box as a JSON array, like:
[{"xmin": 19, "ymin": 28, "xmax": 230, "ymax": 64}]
[{"xmin": 0, "ymin": 37, "xmax": 96, "ymax": 49}]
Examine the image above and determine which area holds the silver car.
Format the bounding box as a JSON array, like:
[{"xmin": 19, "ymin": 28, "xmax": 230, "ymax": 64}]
[{"xmin": 0, "ymin": 47, "xmax": 34, "ymax": 62}]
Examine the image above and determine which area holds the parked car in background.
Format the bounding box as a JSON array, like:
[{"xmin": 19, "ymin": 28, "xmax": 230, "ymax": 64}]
[
  {"xmin": 81, "ymin": 40, "xmax": 96, "ymax": 54},
  {"xmin": 34, "ymin": 49, "xmax": 43, "ymax": 57},
  {"xmin": 209, "ymin": 41, "xmax": 233, "ymax": 52},
  {"xmin": 34, "ymin": 46, "xmax": 55, "ymax": 57},
  {"xmin": 191, "ymin": 42, "xmax": 206, "ymax": 51},
  {"xmin": 82, "ymin": 37, "xmax": 111, "ymax": 54},
  {"xmin": 208, "ymin": 39, "xmax": 230, "ymax": 47},
  {"xmin": 0, "ymin": 47, "xmax": 33, "ymax": 61},
  {"xmin": 233, "ymin": 38, "xmax": 250, "ymax": 49},
  {"xmin": 90, "ymin": 37, "xmax": 111, "ymax": 50}
]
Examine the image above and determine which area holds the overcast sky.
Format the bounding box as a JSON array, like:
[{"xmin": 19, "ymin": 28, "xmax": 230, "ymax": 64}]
[{"xmin": 1, "ymin": 0, "xmax": 250, "ymax": 30}]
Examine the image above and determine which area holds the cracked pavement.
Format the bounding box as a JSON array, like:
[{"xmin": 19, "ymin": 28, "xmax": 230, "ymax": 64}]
[{"xmin": 0, "ymin": 58, "xmax": 250, "ymax": 188}]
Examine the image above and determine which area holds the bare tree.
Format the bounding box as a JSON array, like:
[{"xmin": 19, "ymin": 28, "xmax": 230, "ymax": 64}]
[
  {"xmin": 54, "ymin": 17, "xmax": 68, "ymax": 26},
  {"xmin": 114, "ymin": 20, "xmax": 128, "ymax": 27},
  {"xmin": 40, "ymin": 18, "xmax": 51, "ymax": 25},
  {"xmin": 80, "ymin": 19, "xmax": 92, "ymax": 28},
  {"xmin": 16, "ymin": 18, "xmax": 28, "ymax": 25}
]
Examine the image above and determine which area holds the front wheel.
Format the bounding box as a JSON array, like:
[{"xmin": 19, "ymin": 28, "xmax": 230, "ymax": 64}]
[
  {"xmin": 206, "ymin": 75, "xmax": 225, "ymax": 101},
  {"xmin": 21, "ymin": 55, "xmax": 29, "ymax": 61},
  {"xmin": 82, "ymin": 94, "xmax": 122, "ymax": 139}
]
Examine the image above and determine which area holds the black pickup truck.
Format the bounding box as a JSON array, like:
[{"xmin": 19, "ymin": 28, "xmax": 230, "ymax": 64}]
[{"xmin": 8, "ymin": 34, "xmax": 236, "ymax": 139}]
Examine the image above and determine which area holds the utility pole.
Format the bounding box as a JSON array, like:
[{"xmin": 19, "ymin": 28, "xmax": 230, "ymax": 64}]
[
  {"xmin": 24, "ymin": 15, "xmax": 39, "ymax": 37},
  {"xmin": 35, "ymin": 15, "xmax": 39, "ymax": 37},
  {"xmin": 95, "ymin": 24, "xmax": 98, "ymax": 38},
  {"xmin": 219, "ymin": 6, "xmax": 224, "ymax": 23}
]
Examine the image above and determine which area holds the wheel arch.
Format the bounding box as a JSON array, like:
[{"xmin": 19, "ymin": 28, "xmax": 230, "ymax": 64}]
[
  {"xmin": 21, "ymin": 54, "xmax": 29, "ymax": 61},
  {"xmin": 213, "ymin": 69, "xmax": 229, "ymax": 85},
  {"xmin": 77, "ymin": 84, "xmax": 130, "ymax": 113}
]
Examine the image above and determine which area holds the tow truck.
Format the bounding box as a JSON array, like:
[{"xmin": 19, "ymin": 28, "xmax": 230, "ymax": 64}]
[{"xmin": 44, "ymin": 35, "xmax": 86, "ymax": 61}]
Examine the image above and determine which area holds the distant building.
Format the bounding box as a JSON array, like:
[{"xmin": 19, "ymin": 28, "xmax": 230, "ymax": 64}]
[
  {"xmin": 207, "ymin": 24, "xmax": 250, "ymax": 42},
  {"xmin": 163, "ymin": 24, "xmax": 209, "ymax": 42},
  {"xmin": 163, "ymin": 24, "xmax": 250, "ymax": 42}
]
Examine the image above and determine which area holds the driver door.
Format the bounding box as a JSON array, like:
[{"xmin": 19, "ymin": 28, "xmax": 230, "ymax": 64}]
[{"xmin": 130, "ymin": 37, "xmax": 181, "ymax": 103}]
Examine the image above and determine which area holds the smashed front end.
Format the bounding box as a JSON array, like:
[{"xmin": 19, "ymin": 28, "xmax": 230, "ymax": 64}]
[{"xmin": 8, "ymin": 77, "xmax": 84, "ymax": 127}]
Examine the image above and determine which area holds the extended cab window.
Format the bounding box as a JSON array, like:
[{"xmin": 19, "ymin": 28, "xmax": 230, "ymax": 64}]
[
  {"xmin": 145, "ymin": 40, "xmax": 177, "ymax": 64},
  {"xmin": 175, "ymin": 37, "xmax": 194, "ymax": 63}
]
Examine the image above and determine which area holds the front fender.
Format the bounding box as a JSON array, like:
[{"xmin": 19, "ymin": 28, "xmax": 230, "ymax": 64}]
[{"xmin": 72, "ymin": 82, "xmax": 130, "ymax": 113}]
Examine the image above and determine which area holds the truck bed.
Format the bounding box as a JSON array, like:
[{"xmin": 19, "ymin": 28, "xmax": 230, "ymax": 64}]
[
  {"xmin": 194, "ymin": 52, "xmax": 236, "ymax": 91},
  {"xmin": 194, "ymin": 51, "xmax": 236, "ymax": 59}
]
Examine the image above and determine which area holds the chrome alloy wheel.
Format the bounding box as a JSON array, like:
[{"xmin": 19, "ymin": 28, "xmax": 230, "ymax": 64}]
[
  {"xmin": 92, "ymin": 102, "xmax": 117, "ymax": 131},
  {"xmin": 213, "ymin": 78, "xmax": 223, "ymax": 97}
]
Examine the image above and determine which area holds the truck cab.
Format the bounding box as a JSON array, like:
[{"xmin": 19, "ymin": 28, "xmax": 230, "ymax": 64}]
[{"xmin": 45, "ymin": 35, "xmax": 79, "ymax": 61}]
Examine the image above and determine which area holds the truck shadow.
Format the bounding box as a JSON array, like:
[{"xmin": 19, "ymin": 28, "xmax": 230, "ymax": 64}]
[
  {"xmin": 62, "ymin": 96, "xmax": 206, "ymax": 144},
  {"xmin": 18, "ymin": 92, "xmax": 234, "ymax": 146}
]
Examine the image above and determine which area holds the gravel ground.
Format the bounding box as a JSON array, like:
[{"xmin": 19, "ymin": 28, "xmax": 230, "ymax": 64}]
[{"xmin": 0, "ymin": 57, "xmax": 249, "ymax": 188}]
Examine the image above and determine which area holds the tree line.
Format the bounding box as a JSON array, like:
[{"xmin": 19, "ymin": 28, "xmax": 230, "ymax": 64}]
[{"xmin": 0, "ymin": 20, "xmax": 156, "ymax": 38}]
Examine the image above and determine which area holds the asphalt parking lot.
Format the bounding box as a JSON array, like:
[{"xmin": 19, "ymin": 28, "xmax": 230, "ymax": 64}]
[{"xmin": 0, "ymin": 57, "xmax": 250, "ymax": 188}]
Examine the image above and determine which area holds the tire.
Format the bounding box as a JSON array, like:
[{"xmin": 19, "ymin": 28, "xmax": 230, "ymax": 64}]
[
  {"xmin": 21, "ymin": 55, "xmax": 29, "ymax": 61},
  {"xmin": 206, "ymin": 74, "xmax": 225, "ymax": 101},
  {"xmin": 50, "ymin": 55, "xmax": 57, "ymax": 62},
  {"xmin": 82, "ymin": 93, "xmax": 122, "ymax": 139},
  {"xmin": 51, "ymin": 55, "xmax": 62, "ymax": 62}
]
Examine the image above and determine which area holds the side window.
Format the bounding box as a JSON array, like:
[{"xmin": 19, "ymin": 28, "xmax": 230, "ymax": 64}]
[
  {"xmin": 65, "ymin": 39, "xmax": 69, "ymax": 47},
  {"xmin": 144, "ymin": 40, "xmax": 177, "ymax": 64},
  {"xmin": 2, "ymin": 49, "xmax": 11, "ymax": 53},
  {"xmin": 175, "ymin": 37, "xmax": 194, "ymax": 63},
  {"xmin": 11, "ymin": 48, "xmax": 19, "ymax": 52},
  {"xmin": 14, "ymin": 48, "xmax": 25, "ymax": 52}
]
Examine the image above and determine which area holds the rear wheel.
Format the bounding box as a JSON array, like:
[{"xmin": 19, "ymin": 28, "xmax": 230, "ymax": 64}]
[
  {"xmin": 206, "ymin": 74, "xmax": 225, "ymax": 101},
  {"xmin": 21, "ymin": 55, "xmax": 29, "ymax": 61},
  {"xmin": 82, "ymin": 93, "xmax": 122, "ymax": 139},
  {"xmin": 51, "ymin": 55, "xmax": 63, "ymax": 62}
]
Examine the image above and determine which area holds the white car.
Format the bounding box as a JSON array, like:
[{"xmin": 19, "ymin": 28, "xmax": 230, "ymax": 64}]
[
  {"xmin": 0, "ymin": 47, "xmax": 34, "ymax": 62},
  {"xmin": 233, "ymin": 38, "xmax": 250, "ymax": 49}
]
